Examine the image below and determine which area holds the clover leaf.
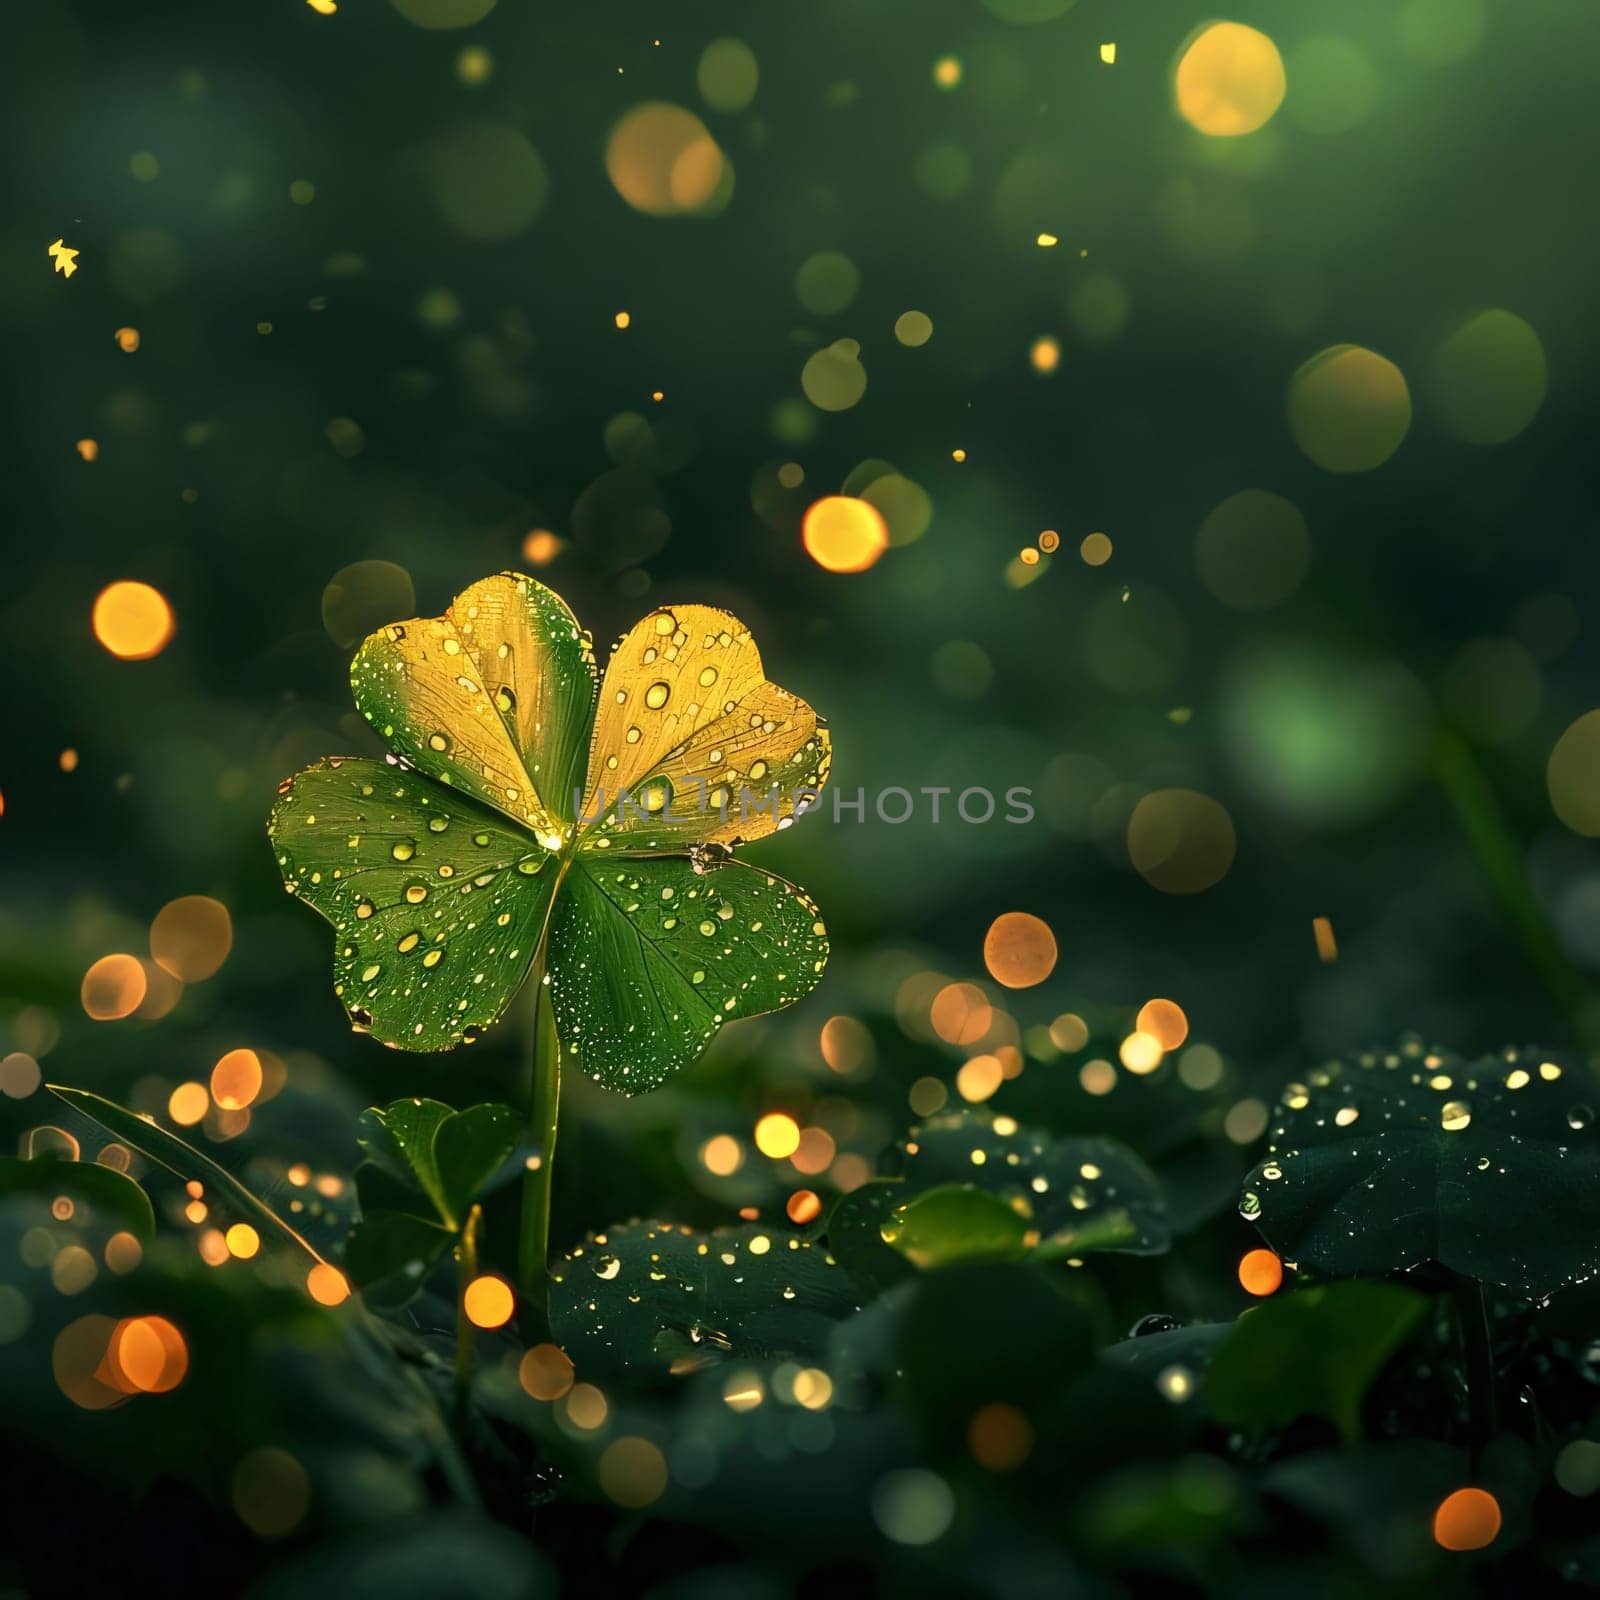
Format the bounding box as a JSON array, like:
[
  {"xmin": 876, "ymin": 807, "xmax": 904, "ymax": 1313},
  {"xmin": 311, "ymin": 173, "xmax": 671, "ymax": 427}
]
[
  {"xmin": 549, "ymin": 1218, "xmax": 860, "ymax": 1375},
  {"xmin": 1207, "ymin": 1282, "xmax": 1429, "ymax": 1442},
  {"xmin": 868, "ymin": 1108, "xmax": 1170, "ymax": 1274},
  {"xmin": 270, "ymin": 573, "xmax": 831, "ymax": 1092},
  {"xmin": 344, "ymin": 1096, "xmax": 520, "ymax": 1304},
  {"xmin": 1241, "ymin": 1038, "xmax": 1600, "ymax": 1300}
]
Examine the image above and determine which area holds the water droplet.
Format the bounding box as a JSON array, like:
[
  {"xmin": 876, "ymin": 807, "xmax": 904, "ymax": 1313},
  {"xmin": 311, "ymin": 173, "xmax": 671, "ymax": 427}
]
[
  {"xmin": 496, "ymin": 685, "xmax": 517, "ymax": 713},
  {"xmin": 517, "ymin": 856, "xmax": 542, "ymax": 875},
  {"xmin": 360, "ymin": 963, "xmax": 381, "ymax": 982},
  {"xmin": 422, "ymin": 948, "xmax": 443, "ymax": 969},
  {"xmin": 428, "ymin": 732, "xmax": 451, "ymax": 753},
  {"xmin": 645, "ymin": 681, "xmax": 671, "ymax": 710},
  {"xmin": 355, "ymin": 900, "xmax": 375, "ymax": 920},
  {"xmin": 405, "ymin": 884, "xmax": 428, "ymax": 904},
  {"xmin": 398, "ymin": 933, "xmax": 420, "ymax": 953},
  {"xmin": 1129, "ymin": 1313, "xmax": 1182, "ymax": 1337},
  {"xmin": 1334, "ymin": 1105, "xmax": 1359, "ymax": 1127},
  {"xmin": 593, "ymin": 1256, "xmax": 621, "ymax": 1280},
  {"xmin": 391, "ymin": 840, "xmax": 416, "ymax": 862},
  {"xmin": 1441, "ymin": 1101, "xmax": 1472, "ymax": 1132},
  {"xmin": 1239, "ymin": 1191, "xmax": 1261, "ymax": 1219},
  {"xmin": 428, "ymin": 815, "xmax": 450, "ymax": 833},
  {"xmin": 1568, "ymin": 1104, "xmax": 1594, "ymax": 1131},
  {"xmin": 1261, "ymin": 1164, "xmax": 1283, "ymax": 1181},
  {"xmin": 698, "ymin": 666, "xmax": 718, "ymax": 687},
  {"xmin": 698, "ymin": 920, "xmax": 716, "ymax": 937}
]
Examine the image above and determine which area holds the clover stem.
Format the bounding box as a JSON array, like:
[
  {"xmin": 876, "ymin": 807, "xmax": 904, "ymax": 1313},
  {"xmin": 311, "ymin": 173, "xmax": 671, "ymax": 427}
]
[
  {"xmin": 518, "ymin": 970, "xmax": 561, "ymax": 1325},
  {"xmin": 453, "ymin": 1202, "xmax": 482, "ymax": 1410},
  {"xmin": 1432, "ymin": 731, "xmax": 1600, "ymax": 1057},
  {"xmin": 1451, "ymin": 1275, "xmax": 1497, "ymax": 1469}
]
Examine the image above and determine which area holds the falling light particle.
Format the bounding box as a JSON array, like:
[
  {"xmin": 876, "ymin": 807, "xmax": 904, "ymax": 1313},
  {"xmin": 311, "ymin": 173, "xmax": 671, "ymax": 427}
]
[
  {"xmin": 968, "ymin": 1402, "xmax": 1034, "ymax": 1470},
  {"xmin": 521, "ymin": 528, "xmax": 564, "ymax": 566},
  {"xmin": 93, "ymin": 581, "xmax": 176, "ymax": 660},
  {"xmin": 1038, "ymin": 529, "xmax": 1061, "ymax": 553},
  {"xmin": 59, "ymin": 749, "xmax": 78, "ymax": 773},
  {"xmin": 563, "ymin": 1382, "xmax": 608, "ymax": 1430},
  {"xmin": 787, "ymin": 1189, "xmax": 822, "ymax": 1224},
  {"xmin": 984, "ymin": 911, "xmax": 1058, "ymax": 988},
  {"xmin": 1080, "ymin": 531, "xmax": 1113, "ymax": 566},
  {"xmin": 598, "ymin": 1436, "xmax": 669, "ymax": 1508},
  {"xmin": 225, "ymin": 1223, "xmax": 261, "ymax": 1260},
  {"xmin": 1238, "ymin": 1248, "xmax": 1283, "ymax": 1296},
  {"xmin": 463, "ymin": 1274, "xmax": 515, "ymax": 1329},
  {"xmin": 951, "ymin": 448, "xmax": 966, "ymax": 463},
  {"xmin": 933, "ymin": 56, "xmax": 962, "ymax": 89},
  {"xmin": 701, "ymin": 1134, "xmax": 744, "ymax": 1176},
  {"xmin": 1019, "ymin": 547, "xmax": 1040, "ymax": 566},
  {"xmin": 650, "ymin": 389, "xmax": 664, "ymax": 402},
  {"xmin": 1100, "ymin": 42, "xmax": 1116, "ymax": 64},
  {"xmin": 615, "ymin": 311, "xmax": 631, "ymax": 329},
  {"xmin": 306, "ymin": 1263, "xmax": 350, "ymax": 1306},
  {"xmin": 114, "ymin": 327, "xmax": 140, "ymax": 353},
  {"xmin": 1136, "ymin": 999, "xmax": 1189, "ymax": 1051},
  {"xmin": 77, "ymin": 438, "xmax": 99, "ymax": 462},
  {"xmin": 520, "ymin": 1342, "xmax": 575, "ymax": 1400},
  {"xmin": 1434, "ymin": 1487, "xmax": 1501, "ymax": 1552},
  {"xmin": 210, "ymin": 1048, "xmax": 262, "ymax": 1110},
  {"xmin": 1036, "ymin": 233, "xmax": 1058, "ymax": 248},
  {"xmin": 81, "ymin": 954, "xmax": 147, "ymax": 1021},
  {"xmin": 754, "ymin": 1113, "xmax": 801, "ymax": 1160},
  {"xmin": 1313, "ymin": 916, "xmax": 1338, "ymax": 963},
  {"xmin": 1030, "ymin": 335, "xmax": 1061, "ymax": 373},
  {"xmin": 1120, "ymin": 1031, "xmax": 1164, "ymax": 1074},
  {"xmin": 802, "ymin": 495, "xmax": 889, "ymax": 574},
  {"xmin": 48, "ymin": 238, "xmax": 79, "ymax": 278},
  {"xmin": 1080, "ymin": 1059, "xmax": 1117, "ymax": 1095},
  {"xmin": 306, "ymin": 0, "xmax": 337, "ymax": 12},
  {"xmin": 168, "ymin": 1081, "xmax": 210, "ymax": 1126}
]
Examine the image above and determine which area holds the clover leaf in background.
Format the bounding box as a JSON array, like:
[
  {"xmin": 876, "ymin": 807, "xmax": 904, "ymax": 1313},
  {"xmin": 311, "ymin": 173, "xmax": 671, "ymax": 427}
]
[
  {"xmin": 1240, "ymin": 1038, "xmax": 1600, "ymax": 1300},
  {"xmin": 0, "ymin": 1152, "xmax": 154, "ymax": 1241},
  {"xmin": 835, "ymin": 1108, "xmax": 1170, "ymax": 1280},
  {"xmin": 548, "ymin": 1219, "xmax": 859, "ymax": 1377}
]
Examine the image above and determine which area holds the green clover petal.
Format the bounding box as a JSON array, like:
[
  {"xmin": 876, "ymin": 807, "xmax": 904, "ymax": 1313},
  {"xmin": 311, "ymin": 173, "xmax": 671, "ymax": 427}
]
[
  {"xmin": 351, "ymin": 573, "xmax": 597, "ymax": 845},
  {"xmin": 270, "ymin": 757, "xmax": 559, "ymax": 1051},
  {"xmin": 548, "ymin": 854, "xmax": 830, "ymax": 1093}
]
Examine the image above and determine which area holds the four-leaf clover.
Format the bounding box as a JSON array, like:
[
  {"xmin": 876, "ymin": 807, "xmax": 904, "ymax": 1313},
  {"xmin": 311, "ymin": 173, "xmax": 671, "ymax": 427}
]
[{"xmin": 270, "ymin": 573, "xmax": 831, "ymax": 1092}]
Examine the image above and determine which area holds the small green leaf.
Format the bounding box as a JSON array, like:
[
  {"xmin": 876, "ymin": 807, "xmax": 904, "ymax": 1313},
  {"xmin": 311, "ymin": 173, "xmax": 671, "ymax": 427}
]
[
  {"xmin": 880, "ymin": 1183, "xmax": 1031, "ymax": 1268},
  {"xmin": 358, "ymin": 1099, "xmax": 457, "ymax": 1223},
  {"xmin": 0, "ymin": 1155, "xmax": 155, "ymax": 1239},
  {"xmin": 549, "ymin": 855, "xmax": 829, "ymax": 1095},
  {"xmin": 48, "ymin": 1084, "xmax": 324, "ymax": 1264},
  {"xmin": 344, "ymin": 1209, "xmax": 455, "ymax": 1306},
  {"xmin": 1207, "ymin": 1282, "xmax": 1428, "ymax": 1442},
  {"xmin": 550, "ymin": 1219, "xmax": 859, "ymax": 1376},
  {"xmin": 824, "ymin": 1179, "xmax": 914, "ymax": 1296},
  {"xmin": 358, "ymin": 1098, "xmax": 520, "ymax": 1231},
  {"xmin": 1242, "ymin": 1038, "xmax": 1600, "ymax": 1299},
  {"xmin": 434, "ymin": 1102, "xmax": 520, "ymax": 1218}
]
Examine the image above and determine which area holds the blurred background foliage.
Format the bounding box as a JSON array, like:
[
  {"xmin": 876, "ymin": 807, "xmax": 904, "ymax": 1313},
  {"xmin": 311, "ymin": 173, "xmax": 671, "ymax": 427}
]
[{"xmin": 4, "ymin": 0, "xmax": 1600, "ymax": 1593}]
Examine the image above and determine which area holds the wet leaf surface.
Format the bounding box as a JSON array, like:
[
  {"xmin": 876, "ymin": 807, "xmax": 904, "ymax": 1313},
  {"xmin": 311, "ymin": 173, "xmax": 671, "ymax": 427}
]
[
  {"xmin": 549, "ymin": 1219, "xmax": 860, "ymax": 1376},
  {"xmin": 1208, "ymin": 1282, "xmax": 1429, "ymax": 1442},
  {"xmin": 1241, "ymin": 1038, "xmax": 1600, "ymax": 1299}
]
